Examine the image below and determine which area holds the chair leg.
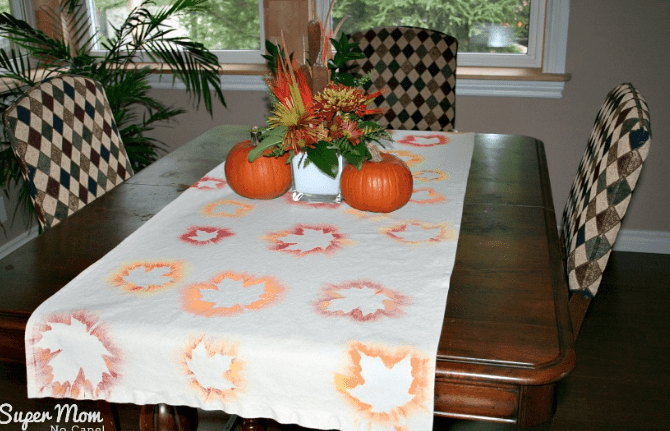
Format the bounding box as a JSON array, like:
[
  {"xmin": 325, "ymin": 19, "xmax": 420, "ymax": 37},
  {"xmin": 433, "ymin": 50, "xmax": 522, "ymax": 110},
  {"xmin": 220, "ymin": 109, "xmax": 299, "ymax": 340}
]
[
  {"xmin": 97, "ymin": 400, "xmax": 120, "ymax": 431},
  {"xmin": 139, "ymin": 404, "xmax": 199, "ymax": 431},
  {"xmin": 569, "ymin": 294, "xmax": 592, "ymax": 341}
]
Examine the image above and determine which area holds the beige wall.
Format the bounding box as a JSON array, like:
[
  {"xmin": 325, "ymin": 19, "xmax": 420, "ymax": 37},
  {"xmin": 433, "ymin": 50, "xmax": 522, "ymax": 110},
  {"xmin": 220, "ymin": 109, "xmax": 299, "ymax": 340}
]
[{"xmin": 145, "ymin": 0, "xmax": 670, "ymax": 234}]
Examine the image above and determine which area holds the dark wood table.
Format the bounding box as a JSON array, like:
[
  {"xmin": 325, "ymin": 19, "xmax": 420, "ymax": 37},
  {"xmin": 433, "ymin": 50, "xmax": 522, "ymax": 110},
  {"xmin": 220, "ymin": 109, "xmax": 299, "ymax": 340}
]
[{"xmin": 0, "ymin": 125, "xmax": 575, "ymax": 429}]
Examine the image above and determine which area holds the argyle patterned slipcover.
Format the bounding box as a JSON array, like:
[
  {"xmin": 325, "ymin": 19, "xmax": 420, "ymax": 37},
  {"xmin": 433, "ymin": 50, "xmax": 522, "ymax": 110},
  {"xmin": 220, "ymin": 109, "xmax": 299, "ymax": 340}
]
[
  {"xmin": 3, "ymin": 75, "xmax": 134, "ymax": 230},
  {"xmin": 347, "ymin": 26, "xmax": 457, "ymax": 131},
  {"xmin": 561, "ymin": 83, "xmax": 651, "ymax": 296}
]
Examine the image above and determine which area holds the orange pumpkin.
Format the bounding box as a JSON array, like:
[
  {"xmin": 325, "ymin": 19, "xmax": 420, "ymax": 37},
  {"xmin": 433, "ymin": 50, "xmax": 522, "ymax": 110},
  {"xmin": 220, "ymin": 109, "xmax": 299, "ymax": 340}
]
[
  {"xmin": 341, "ymin": 152, "xmax": 413, "ymax": 213},
  {"xmin": 224, "ymin": 140, "xmax": 292, "ymax": 199}
]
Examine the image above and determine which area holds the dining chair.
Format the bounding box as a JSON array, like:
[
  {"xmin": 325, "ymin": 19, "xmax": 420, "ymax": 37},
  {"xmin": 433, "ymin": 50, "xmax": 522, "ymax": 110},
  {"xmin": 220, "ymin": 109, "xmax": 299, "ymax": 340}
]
[
  {"xmin": 3, "ymin": 75, "xmax": 134, "ymax": 230},
  {"xmin": 561, "ymin": 83, "xmax": 651, "ymax": 339},
  {"xmin": 346, "ymin": 26, "xmax": 457, "ymax": 131}
]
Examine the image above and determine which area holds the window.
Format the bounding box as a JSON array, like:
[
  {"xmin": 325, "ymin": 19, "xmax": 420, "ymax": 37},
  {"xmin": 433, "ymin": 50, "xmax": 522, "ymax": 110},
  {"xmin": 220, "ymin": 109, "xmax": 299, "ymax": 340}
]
[
  {"xmin": 83, "ymin": 0, "xmax": 569, "ymax": 97},
  {"xmin": 332, "ymin": 0, "xmax": 537, "ymax": 67},
  {"xmin": 88, "ymin": 0, "xmax": 265, "ymax": 63},
  {"xmin": 330, "ymin": 0, "xmax": 571, "ymax": 97},
  {"xmin": 1, "ymin": 0, "xmax": 33, "ymax": 51}
]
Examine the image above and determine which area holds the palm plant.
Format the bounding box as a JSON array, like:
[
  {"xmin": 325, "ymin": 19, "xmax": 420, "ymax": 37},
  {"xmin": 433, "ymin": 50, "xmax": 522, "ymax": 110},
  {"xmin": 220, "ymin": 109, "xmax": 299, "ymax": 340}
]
[{"xmin": 0, "ymin": 0, "xmax": 226, "ymax": 227}]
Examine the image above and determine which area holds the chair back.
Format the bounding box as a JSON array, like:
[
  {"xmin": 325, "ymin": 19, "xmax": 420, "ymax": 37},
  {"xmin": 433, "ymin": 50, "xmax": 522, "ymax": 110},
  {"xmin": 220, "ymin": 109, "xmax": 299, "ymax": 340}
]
[
  {"xmin": 562, "ymin": 83, "xmax": 651, "ymax": 299},
  {"xmin": 3, "ymin": 75, "xmax": 134, "ymax": 230},
  {"xmin": 346, "ymin": 26, "xmax": 457, "ymax": 131}
]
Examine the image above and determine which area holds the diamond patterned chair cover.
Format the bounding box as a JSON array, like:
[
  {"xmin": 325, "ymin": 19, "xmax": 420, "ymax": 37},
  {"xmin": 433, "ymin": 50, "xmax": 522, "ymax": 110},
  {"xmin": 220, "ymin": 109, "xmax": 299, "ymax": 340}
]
[
  {"xmin": 3, "ymin": 75, "xmax": 134, "ymax": 230},
  {"xmin": 561, "ymin": 83, "xmax": 651, "ymax": 297},
  {"xmin": 346, "ymin": 26, "xmax": 457, "ymax": 131}
]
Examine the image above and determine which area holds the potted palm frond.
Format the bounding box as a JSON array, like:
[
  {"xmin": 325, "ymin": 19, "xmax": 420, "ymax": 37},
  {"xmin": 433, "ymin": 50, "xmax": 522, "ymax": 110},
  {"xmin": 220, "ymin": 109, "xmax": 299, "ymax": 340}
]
[{"xmin": 0, "ymin": 0, "xmax": 225, "ymax": 228}]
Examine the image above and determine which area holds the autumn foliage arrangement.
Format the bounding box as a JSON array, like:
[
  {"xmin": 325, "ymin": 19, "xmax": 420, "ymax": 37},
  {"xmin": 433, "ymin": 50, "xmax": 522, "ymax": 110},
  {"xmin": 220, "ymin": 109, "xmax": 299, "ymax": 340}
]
[
  {"xmin": 226, "ymin": 0, "xmax": 413, "ymax": 212},
  {"xmin": 247, "ymin": 18, "xmax": 390, "ymax": 179}
]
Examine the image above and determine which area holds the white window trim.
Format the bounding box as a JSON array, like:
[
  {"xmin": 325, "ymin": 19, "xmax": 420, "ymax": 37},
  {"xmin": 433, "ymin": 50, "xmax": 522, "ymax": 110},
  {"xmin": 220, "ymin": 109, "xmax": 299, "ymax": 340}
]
[
  {"xmin": 9, "ymin": 0, "xmax": 33, "ymax": 25},
  {"xmin": 459, "ymin": 0, "xmax": 544, "ymax": 68},
  {"xmin": 152, "ymin": 0, "xmax": 571, "ymax": 99},
  {"xmin": 448, "ymin": 0, "xmax": 571, "ymax": 98},
  {"xmin": 206, "ymin": 0, "xmax": 266, "ymax": 64},
  {"xmin": 87, "ymin": 0, "xmax": 267, "ymax": 64}
]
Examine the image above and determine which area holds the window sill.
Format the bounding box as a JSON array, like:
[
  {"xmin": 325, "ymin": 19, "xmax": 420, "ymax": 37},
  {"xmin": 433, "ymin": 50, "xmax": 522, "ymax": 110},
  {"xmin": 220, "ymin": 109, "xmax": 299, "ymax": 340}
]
[
  {"xmin": 157, "ymin": 63, "xmax": 571, "ymax": 98},
  {"xmin": 1, "ymin": 64, "xmax": 570, "ymax": 99}
]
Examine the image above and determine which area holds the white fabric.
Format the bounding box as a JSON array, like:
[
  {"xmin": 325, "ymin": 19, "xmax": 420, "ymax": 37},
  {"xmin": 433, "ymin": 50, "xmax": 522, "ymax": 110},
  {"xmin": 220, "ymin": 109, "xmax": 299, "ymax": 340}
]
[{"xmin": 26, "ymin": 130, "xmax": 475, "ymax": 431}]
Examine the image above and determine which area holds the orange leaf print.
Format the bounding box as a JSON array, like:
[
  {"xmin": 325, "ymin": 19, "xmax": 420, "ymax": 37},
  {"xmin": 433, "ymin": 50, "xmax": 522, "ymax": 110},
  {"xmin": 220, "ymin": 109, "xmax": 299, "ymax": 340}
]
[
  {"xmin": 181, "ymin": 272, "xmax": 285, "ymax": 317},
  {"xmin": 180, "ymin": 335, "xmax": 244, "ymax": 403},
  {"xmin": 29, "ymin": 311, "xmax": 122, "ymax": 399},
  {"xmin": 381, "ymin": 221, "xmax": 455, "ymax": 245},
  {"xmin": 410, "ymin": 188, "xmax": 447, "ymax": 204},
  {"xmin": 396, "ymin": 134, "xmax": 449, "ymax": 147},
  {"xmin": 201, "ymin": 200, "xmax": 254, "ymax": 218},
  {"xmin": 344, "ymin": 209, "xmax": 391, "ymax": 222},
  {"xmin": 192, "ymin": 176, "xmax": 227, "ymax": 190},
  {"xmin": 314, "ymin": 280, "xmax": 410, "ymax": 322},
  {"xmin": 263, "ymin": 224, "xmax": 353, "ymax": 256},
  {"xmin": 412, "ymin": 170, "xmax": 449, "ymax": 183},
  {"xmin": 179, "ymin": 226, "xmax": 234, "ymax": 245},
  {"xmin": 386, "ymin": 150, "xmax": 424, "ymax": 167},
  {"xmin": 109, "ymin": 261, "xmax": 184, "ymax": 294},
  {"xmin": 335, "ymin": 342, "xmax": 431, "ymax": 426}
]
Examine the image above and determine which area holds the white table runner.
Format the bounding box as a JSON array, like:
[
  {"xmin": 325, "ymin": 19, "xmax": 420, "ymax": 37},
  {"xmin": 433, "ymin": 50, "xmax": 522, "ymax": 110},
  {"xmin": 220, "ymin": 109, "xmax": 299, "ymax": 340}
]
[{"xmin": 26, "ymin": 130, "xmax": 475, "ymax": 431}]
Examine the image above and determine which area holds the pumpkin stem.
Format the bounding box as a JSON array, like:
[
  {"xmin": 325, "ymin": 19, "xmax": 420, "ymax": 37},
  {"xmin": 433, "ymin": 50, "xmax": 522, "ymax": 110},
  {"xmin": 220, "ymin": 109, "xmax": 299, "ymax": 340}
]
[
  {"xmin": 250, "ymin": 127, "xmax": 261, "ymax": 147},
  {"xmin": 367, "ymin": 142, "xmax": 383, "ymax": 163}
]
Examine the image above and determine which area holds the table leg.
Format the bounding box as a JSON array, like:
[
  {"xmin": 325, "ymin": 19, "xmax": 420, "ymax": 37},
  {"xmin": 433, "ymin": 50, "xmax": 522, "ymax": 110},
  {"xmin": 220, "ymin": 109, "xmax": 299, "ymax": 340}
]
[
  {"xmin": 139, "ymin": 403, "xmax": 199, "ymax": 431},
  {"xmin": 518, "ymin": 384, "xmax": 556, "ymax": 427},
  {"xmin": 240, "ymin": 418, "xmax": 266, "ymax": 431}
]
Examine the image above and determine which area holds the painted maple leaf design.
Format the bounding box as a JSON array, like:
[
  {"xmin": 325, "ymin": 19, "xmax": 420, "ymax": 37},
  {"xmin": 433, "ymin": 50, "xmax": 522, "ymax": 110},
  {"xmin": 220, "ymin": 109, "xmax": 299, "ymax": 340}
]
[
  {"xmin": 181, "ymin": 335, "xmax": 244, "ymax": 403},
  {"xmin": 386, "ymin": 150, "xmax": 424, "ymax": 167},
  {"xmin": 201, "ymin": 200, "xmax": 254, "ymax": 218},
  {"xmin": 192, "ymin": 177, "xmax": 227, "ymax": 190},
  {"xmin": 179, "ymin": 226, "xmax": 234, "ymax": 245},
  {"xmin": 30, "ymin": 311, "xmax": 121, "ymax": 399},
  {"xmin": 109, "ymin": 261, "xmax": 184, "ymax": 294},
  {"xmin": 181, "ymin": 271, "xmax": 285, "ymax": 317},
  {"xmin": 314, "ymin": 281, "xmax": 410, "ymax": 322},
  {"xmin": 396, "ymin": 134, "xmax": 450, "ymax": 147},
  {"xmin": 381, "ymin": 221, "xmax": 455, "ymax": 245},
  {"xmin": 410, "ymin": 188, "xmax": 447, "ymax": 204},
  {"xmin": 335, "ymin": 343, "xmax": 430, "ymax": 425},
  {"xmin": 344, "ymin": 209, "xmax": 391, "ymax": 222},
  {"xmin": 413, "ymin": 169, "xmax": 449, "ymax": 183},
  {"xmin": 263, "ymin": 224, "xmax": 352, "ymax": 256}
]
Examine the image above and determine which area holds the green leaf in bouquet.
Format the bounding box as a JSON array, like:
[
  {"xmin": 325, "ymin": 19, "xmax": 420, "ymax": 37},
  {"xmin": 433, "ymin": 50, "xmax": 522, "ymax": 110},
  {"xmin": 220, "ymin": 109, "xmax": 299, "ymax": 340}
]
[
  {"xmin": 247, "ymin": 126, "xmax": 286, "ymax": 161},
  {"xmin": 331, "ymin": 70, "xmax": 357, "ymax": 87},
  {"xmin": 342, "ymin": 148, "xmax": 367, "ymax": 171},
  {"xmin": 304, "ymin": 141, "xmax": 340, "ymax": 178}
]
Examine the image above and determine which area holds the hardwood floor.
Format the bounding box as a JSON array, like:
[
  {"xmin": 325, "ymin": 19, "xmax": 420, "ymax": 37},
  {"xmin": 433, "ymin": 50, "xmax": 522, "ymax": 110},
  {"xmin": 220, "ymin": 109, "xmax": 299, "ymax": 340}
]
[
  {"xmin": 2, "ymin": 251, "xmax": 669, "ymax": 431},
  {"xmin": 437, "ymin": 251, "xmax": 670, "ymax": 431}
]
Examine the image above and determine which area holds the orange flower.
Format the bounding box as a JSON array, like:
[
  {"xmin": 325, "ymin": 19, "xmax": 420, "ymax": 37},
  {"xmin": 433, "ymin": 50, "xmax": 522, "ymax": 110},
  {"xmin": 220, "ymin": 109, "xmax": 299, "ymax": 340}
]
[
  {"xmin": 330, "ymin": 116, "xmax": 365, "ymax": 146},
  {"xmin": 268, "ymin": 57, "xmax": 313, "ymax": 112},
  {"xmin": 266, "ymin": 58, "xmax": 329, "ymax": 152},
  {"xmin": 313, "ymin": 83, "xmax": 383, "ymax": 121}
]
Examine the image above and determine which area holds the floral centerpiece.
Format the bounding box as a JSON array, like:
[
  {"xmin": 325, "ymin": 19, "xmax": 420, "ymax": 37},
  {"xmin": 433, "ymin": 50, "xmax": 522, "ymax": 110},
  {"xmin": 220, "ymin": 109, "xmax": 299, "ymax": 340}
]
[
  {"xmin": 230, "ymin": 6, "xmax": 413, "ymax": 212},
  {"xmin": 248, "ymin": 24, "xmax": 390, "ymax": 182}
]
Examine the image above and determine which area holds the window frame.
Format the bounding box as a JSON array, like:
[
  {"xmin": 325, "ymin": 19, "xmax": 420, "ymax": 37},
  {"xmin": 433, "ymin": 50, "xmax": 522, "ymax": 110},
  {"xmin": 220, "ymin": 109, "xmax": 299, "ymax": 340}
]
[
  {"xmin": 458, "ymin": 0, "xmax": 571, "ymax": 98},
  {"xmin": 86, "ymin": 0, "xmax": 267, "ymax": 64},
  {"xmin": 458, "ymin": 0, "xmax": 545, "ymax": 68},
  {"xmin": 84, "ymin": 0, "xmax": 571, "ymax": 98},
  {"xmin": 2, "ymin": 0, "xmax": 35, "ymax": 41},
  {"xmin": 9, "ymin": 0, "xmax": 33, "ymax": 24}
]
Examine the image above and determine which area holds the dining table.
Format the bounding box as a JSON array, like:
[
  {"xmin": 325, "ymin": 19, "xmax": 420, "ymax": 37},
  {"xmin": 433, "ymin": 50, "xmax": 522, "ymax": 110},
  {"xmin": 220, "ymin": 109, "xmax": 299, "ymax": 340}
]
[{"xmin": 0, "ymin": 124, "xmax": 575, "ymax": 430}]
